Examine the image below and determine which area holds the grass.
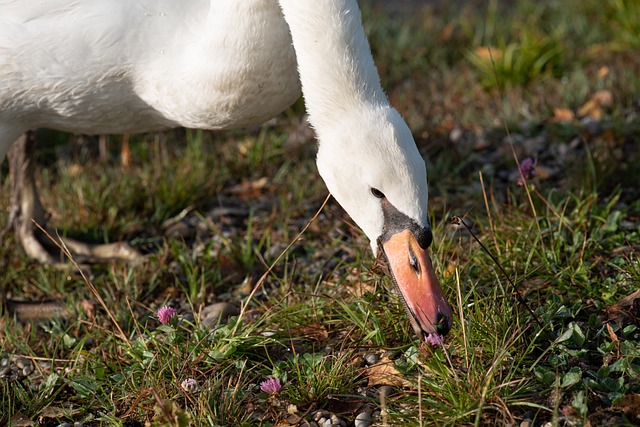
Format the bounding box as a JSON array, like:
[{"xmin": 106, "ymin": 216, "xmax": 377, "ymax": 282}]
[{"xmin": 1, "ymin": 0, "xmax": 640, "ymax": 426}]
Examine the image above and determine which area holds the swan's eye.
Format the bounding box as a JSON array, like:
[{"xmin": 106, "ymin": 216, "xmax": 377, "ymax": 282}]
[{"xmin": 371, "ymin": 188, "xmax": 385, "ymax": 199}]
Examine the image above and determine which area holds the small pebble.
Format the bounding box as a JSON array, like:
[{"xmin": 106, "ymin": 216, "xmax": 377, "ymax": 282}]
[
  {"xmin": 0, "ymin": 367, "xmax": 11, "ymax": 378},
  {"xmin": 329, "ymin": 414, "xmax": 340, "ymax": 425},
  {"xmin": 580, "ymin": 117, "xmax": 602, "ymax": 135},
  {"xmin": 164, "ymin": 220, "xmax": 193, "ymax": 239},
  {"xmin": 286, "ymin": 414, "xmax": 302, "ymax": 424},
  {"xmin": 323, "ymin": 344, "xmax": 335, "ymax": 353},
  {"xmin": 449, "ymin": 127, "xmax": 463, "ymax": 143},
  {"xmin": 522, "ymin": 135, "xmax": 545, "ymax": 155},
  {"xmin": 322, "ymin": 419, "xmax": 332, "ymax": 427},
  {"xmin": 354, "ymin": 412, "xmax": 371, "ymax": 427},
  {"xmin": 83, "ymin": 337, "xmax": 95, "ymax": 349},
  {"xmin": 363, "ymin": 353, "xmax": 378, "ymax": 365},
  {"xmin": 200, "ymin": 302, "xmax": 240, "ymax": 328},
  {"xmin": 15, "ymin": 357, "xmax": 30, "ymax": 370},
  {"xmin": 313, "ymin": 411, "xmax": 328, "ymax": 421},
  {"xmin": 22, "ymin": 365, "xmax": 33, "ymax": 377}
]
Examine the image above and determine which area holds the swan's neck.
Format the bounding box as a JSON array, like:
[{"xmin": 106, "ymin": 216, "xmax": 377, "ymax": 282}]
[{"xmin": 278, "ymin": 0, "xmax": 387, "ymax": 133}]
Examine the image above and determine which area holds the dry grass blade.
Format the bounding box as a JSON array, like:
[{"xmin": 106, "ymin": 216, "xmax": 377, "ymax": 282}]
[
  {"xmin": 232, "ymin": 193, "xmax": 331, "ymax": 334},
  {"xmin": 449, "ymin": 215, "xmax": 546, "ymax": 335},
  {"xmin": 33, "ymin": 221, "xmax": 130, "ymax": 345}
]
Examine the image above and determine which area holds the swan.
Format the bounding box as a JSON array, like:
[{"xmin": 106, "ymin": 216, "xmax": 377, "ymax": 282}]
[{"xmin": 0, "ymin": 0, "xmax": 452, "ymax": 339}]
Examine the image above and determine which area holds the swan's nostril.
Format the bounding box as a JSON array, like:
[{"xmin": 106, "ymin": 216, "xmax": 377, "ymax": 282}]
[
  {"xmin": 408, "ymin": 249, "xmax": 420, "ymax": 275},
  {"xmin": 435, "ymin": 311, "xmax": 451, "ymax": 336}
]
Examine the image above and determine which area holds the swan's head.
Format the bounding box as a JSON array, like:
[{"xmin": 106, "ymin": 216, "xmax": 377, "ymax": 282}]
[{"xmin": 315, "ymin": 106, "xmax": 452, "ymax": 341}]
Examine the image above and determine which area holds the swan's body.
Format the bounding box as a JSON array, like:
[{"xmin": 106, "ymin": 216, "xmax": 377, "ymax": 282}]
[
  {"xmin": 0, "ymin": 0, "xmax": 452, "ymax": 339},
  {"xmin": 0, "ymin": 0, "xmax": 299, "ymax": 143}
]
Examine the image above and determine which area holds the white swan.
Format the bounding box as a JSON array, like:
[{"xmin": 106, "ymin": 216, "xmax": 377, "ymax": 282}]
[{"xmin": 0, "ymin": 0, "xmax": 452, "ymax": 339}]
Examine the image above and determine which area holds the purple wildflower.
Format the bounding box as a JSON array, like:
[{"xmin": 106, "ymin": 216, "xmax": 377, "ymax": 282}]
[
  {"xmin": 157, "ymin": 306, "xmax": 178, "ymax": 325},
  {"xmin": 181, "ymin": 378, "xmax": 198, "ymax": 392},
  {"xmin": 259, "ymin": 377, "xmax": 282, "ymax": 394},
  {"xmin": 518, "ymin": 157, "xmax": 537, "ymax": 185},
  {"xmin": 426, "ymin": 333, "xmax": 444, "ymax": 347}
]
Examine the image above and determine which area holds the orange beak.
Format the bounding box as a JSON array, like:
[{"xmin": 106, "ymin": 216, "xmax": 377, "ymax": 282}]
[{"xmin": 381, "ymin": 229, "xmax": 452, "ymax": 341}]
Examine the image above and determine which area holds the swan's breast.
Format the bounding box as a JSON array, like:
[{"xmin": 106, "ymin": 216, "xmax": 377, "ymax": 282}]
[{"xmin": 133, "ymin": 1, "xmax": 301, "ymax": 130}]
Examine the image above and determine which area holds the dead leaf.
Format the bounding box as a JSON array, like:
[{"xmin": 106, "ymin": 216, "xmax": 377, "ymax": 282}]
[
  {"xmin": 606, "ymin": 289, "xmax": 640, "ymax": 323},
  {"xmin": 593, "ymin": 90, "xmax": 613, "ymax": 108},
  {"xmin": 615, "ymin": 289, "xmax": 640, "ymax": 308},
  {"xmin": 158, "ymin": 286, "xmax": 181, "ymax": 299},
  {"xmin": 598, "ymin": 66, "xmax": 610, "ymax": 79},
  {"xmin": 473, "ymin": 46, "xmax": 502, "ymax": 62},
  {"xmin": 551, "ymin": 107, "xmax": 575, "ymax": 123},
  {"xmin": 37, "ymin": 405, "xmax": 84, "ymax": 425},
  {"xmin": 276, "ymin": 415, "xmax": 301, "ymax": 427},
  {"xmin": 81, "ymin": 299, "xmax": 96, "ymax": 321},
  {"xmin": 324, "ymin": 396, "xmax": 367, "ymax": 415},
  {"xmin": 285, "ymin": 415, "xmax": 302, "ymax": 426},
  {"xmin": 366, "ymin": 356, "xmax": 412, "ymax": 388},
  {"xmin": 292, "ymin": 323, "xmax": 329, "ymax": 340},
  {"xmin": 606, "ymin": 323, "xmax": 619, "ymax": 343},
  {"xmin": 40, "ymin": 406, "xmax": 72, "ymax": 418},
  {"xmin": 578, "ymin": 99, "xmax": 601, "ymax": 118},
  {"xmin": 439, "ymin": 23, "xmax": 455, "ymax": 42},
  {"xmin": 67, "ymin": 163, "xmax": 86, "ymax": 177},
  {"xmin": 349, "ymin": 281, "xmax": 376, "ymax": 297},
  {"xmin": 612, "ymin": 244, "xmax": 640, "ymax": 255},
  {"xmin": 577, "ymin": 90, "xmax": 613, "ymax": 119},
  {"xmin": 442, "ymin": 263, "xmax": 456, "ymax": 279},
  {"xmin": 225, "ymin": 177, "xmax": 269, "ymax": 199},
  {"xmin": 218, "ymin": 255, "xmax": 245, "ymax": 285},
  {"xmin": 614, "ymin": 394, "xmax": 640, "ymax": 416},
  {"xmin": 10, "ymin": 415, "xmax": 34, "ymax": 427},
  {"xmin": 534, "ymin": 164, "xmax": 553, "ymax": 180}
]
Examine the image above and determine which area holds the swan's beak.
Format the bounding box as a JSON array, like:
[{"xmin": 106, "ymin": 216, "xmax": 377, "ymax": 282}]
[{"xmin": 380, "ymin": 229, "xmax": 452, "ymax": 341}]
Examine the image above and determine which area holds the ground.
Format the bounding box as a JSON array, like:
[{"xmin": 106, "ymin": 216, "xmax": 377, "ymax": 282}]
[{"xmin": 1, "ymin": 0, "xmax": 639, "ymax": 426}]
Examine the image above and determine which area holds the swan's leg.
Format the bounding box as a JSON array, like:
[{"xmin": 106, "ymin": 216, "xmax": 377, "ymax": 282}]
[
  {"xmin": 8, "ymin": 132, "xmax": 144, "ymax": 265},
  {"xmin": 7, "ymin": 132, "xmax": 57, "ymax": 263}
]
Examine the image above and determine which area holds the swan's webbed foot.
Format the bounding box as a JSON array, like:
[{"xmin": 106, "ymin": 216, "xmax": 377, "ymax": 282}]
[{"xmin": 7, "ymin": 132, "xmax": 144, "ymax": 267}]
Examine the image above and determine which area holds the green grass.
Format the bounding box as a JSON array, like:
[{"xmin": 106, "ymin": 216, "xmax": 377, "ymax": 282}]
[{"xmin": 2, "ymin": 0, "xmax": 640, "ymax": 426}]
